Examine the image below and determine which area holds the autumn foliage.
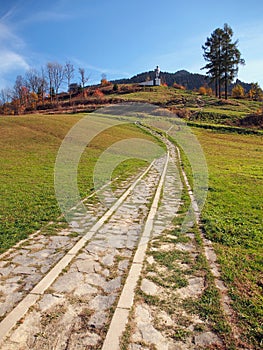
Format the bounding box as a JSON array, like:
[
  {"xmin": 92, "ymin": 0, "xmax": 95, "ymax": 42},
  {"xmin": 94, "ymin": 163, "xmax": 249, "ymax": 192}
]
[
  {"xmin": 101, "ymin": 79, "xmax": 111, "ymax": 86},
  {"xmin": 231, "ymin": 84, "xmax": 245, "ymax": 98},
  {"xmin": 198, "ymin": 86, "xmax": 213, "ymax": 96},
  {"xmin": 93, "ymin": 89, "xmax": 104, "ymax": 98},
  {"xmin": 248, "ymin": 82, "xmax": 263, "ymax": 101},
  {"xmin": 173, "ymin": 82, "xmax": 185, "ymax": 90}
]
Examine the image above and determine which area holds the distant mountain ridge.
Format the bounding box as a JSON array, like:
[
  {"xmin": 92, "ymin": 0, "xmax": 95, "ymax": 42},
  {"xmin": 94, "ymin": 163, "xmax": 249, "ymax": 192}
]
[{"xmin": 112, "ymin": 70, "xmax": 252, "ymax": 92}]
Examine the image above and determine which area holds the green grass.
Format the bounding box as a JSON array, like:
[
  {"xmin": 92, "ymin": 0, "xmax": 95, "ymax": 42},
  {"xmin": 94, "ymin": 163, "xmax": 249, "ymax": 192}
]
[
  {"xmin": 192, "ymin": 128, "xmax": 263, "ymax": 348},
  {"xmin": 138, "ymin": 173, "xmax": 232, "ymax": 346},
  {"xmin": 0, "ymin": 114, "xmax": 158, "ymax": 253},
  {"xmin": 110, "ymin": 85, "xmax": 262, "ymax": 128},
  {"xmin": 186, "ymin": 121, "xmax": 263, "ymax": 135}
]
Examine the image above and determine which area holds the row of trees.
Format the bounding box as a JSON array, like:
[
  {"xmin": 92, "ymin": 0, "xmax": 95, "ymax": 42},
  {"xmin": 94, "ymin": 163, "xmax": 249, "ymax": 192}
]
[
  {"xmin": 0, "ymin": 61, "xmax": 90, "ymax": 113},
  {"xmin": 198, "ymin": 82, "xmax": 263, "ymax": 100},
  {"xmin": 232, "ymin": 82, "xmax": 263, "ymax": 100},
  {"xmin": 202, "ymin": 23, "xmax": 245, "ymax": 99}
]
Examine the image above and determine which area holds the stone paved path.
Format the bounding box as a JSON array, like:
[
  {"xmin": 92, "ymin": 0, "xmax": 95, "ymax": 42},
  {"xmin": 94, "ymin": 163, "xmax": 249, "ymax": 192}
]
[
  {"xmin": 0, "ymin": 128, "xmax": 233, "ymax": 349},
  {"xmin": 0, "ymin": 170, "xmax": 138, "ymax": 323},
  {"xmin": 124, "ymin": 141, "xmax": 224, "ymax": 349}
]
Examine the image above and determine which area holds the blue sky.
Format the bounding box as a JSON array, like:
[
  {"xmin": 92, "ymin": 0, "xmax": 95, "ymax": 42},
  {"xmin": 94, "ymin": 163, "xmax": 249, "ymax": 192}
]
[{"xmin": 0, "ymin": 0, "xmax": 263, "ymax": 90}]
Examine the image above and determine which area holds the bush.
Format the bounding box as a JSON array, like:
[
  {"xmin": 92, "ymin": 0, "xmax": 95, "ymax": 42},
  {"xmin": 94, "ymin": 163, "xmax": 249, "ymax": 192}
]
[
  {"xmin": 199, "ymin": 86, "xmax": 213, "ymax": 96},
  {"xmin": 101, "ymin": 79, "xmax": 111, "ymax": 86},
  {"xmin": 173, "ymin": 82, "xmax": 186, "ymax": 90},
  {"xmin": 232, "ymin": 84, "xmax": 245, "ymax": 98},
  {"xmin": 93, "ymin": 89, "xmax": 104, "ymax": 98},
  {"xmin": 248, "ymin": 82, "xmax": 263, "ymax": 101},
  {"xmin": 170, "ymin": 107, "xmax": 191, "ymax": 119},
  {"xmin": 199, "ymin": 86, "xmax": 207, "ymax": 95}
]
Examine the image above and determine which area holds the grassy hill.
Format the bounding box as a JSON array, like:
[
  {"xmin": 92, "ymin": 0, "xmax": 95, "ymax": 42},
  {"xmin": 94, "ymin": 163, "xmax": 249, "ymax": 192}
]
[
  {"xmin": 0, "ymin": 110, "xmax": 262, "ymax": 348},
  {"xmin": 112, "ymin": 69, "xmax": 252, "ymax": 92},
  {"xmin": 191, "ymin": 129, "xmax": 263, "ymax": 347},
  {"xmin": 0, "ymin": 114, "xmax": 156, "ymax": 252},
  {"xmin": 91, "ymin": 85, "xmax": 263, "ymax": 130},
  {"xmin": 1, "ymin": 84, "xmax": 262, "ymax": 132}
]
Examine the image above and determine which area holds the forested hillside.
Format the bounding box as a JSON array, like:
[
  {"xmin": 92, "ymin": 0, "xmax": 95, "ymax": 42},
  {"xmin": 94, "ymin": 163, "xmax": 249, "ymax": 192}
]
[{"xmin": 112, "ymin": 69, "xmax": 252, "ymax": 92}]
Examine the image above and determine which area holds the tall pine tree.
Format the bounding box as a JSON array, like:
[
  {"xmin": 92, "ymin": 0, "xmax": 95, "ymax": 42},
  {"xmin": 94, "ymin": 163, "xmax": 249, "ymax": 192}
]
[{"xmin": 202, "ymin": 24, "xmax": 245, "ymax": 99}]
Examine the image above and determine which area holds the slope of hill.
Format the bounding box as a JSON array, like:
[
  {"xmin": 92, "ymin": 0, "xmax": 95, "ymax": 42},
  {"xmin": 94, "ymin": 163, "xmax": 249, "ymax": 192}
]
[{"xmin": 112, "ymin": 69, "xmax": 252, "ymax": 92}]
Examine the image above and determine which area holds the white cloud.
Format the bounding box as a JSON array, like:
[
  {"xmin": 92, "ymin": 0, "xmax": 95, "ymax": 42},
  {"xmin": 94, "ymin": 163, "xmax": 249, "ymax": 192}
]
[
  {"xmin": 0, "ymin": 22, "xmax": 24, "ymax": 48},
  {"xmin": 0, "ymin": 50, "xmax": 29, "ymax": 72},
  {"xmin": 0, "ymin": 18, "xmax": 30, "ymax": 88},
  {"xmin": 0, "ymin": 49, "xmax": 30, "ymax": 88}
]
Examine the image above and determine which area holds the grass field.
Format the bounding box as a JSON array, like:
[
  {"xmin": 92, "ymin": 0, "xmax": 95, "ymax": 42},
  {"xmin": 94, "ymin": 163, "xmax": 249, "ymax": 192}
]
[
  {"xmin": 0, "ymin": 114, "xmax": 158, "ymax": 253},
  {"xmin": 112, "ymin": 86, "xmax": 262, "ymax": 126},
  {"xmin": 0, "ymin": 112, "xmax": 262, "ymax": 347},
  {"xmin": 192, "ymin": 128, "xmax": 263, "ymax": 347}
]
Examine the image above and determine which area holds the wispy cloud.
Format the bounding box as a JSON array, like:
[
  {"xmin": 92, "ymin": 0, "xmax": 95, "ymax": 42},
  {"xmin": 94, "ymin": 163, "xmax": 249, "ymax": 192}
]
[
  {"xmin": 0, "ymin": 6, "xmax": 17, "ymax": 22},
  {"xmin": 0, "ymin": 22, "xmax": 24, "ymax": 48},
  {"xmin": 0, "ymin": 17, "xmax": 29, "ymax": 88},
  {"xmin": 21, "ymin": 10, "xmax": 72, "ymax": 24},
  {"xmin": 0, "ymin": 50, "xmax": 29, "ymax": 71}
]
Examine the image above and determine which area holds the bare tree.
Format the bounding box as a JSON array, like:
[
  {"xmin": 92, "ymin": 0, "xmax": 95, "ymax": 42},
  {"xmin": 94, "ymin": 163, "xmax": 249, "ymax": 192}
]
[
  {"xmin": 13, "ymin": 75, "xmax": 24, "ymax": 100},
  {"xmin": 46, "ymin": 62, "xmax": 65, "ymax": 102},
  {"xmin": 25, "ymin": 69, "xmax": 43, "ymax": 94},
  {"xmin": 79, "ymin": 68, "xmax": 89, "ymax": 97},
  {"xmin": 64, "ymin": 61, "xmax": 75, "ymax": 91},
  {"xmin": 46, "ymin": 63, "xmax": 54, "ymax": 102},
  {"xmin": 0, "ymin": 88, "xmax": 12, "ymax": 105},
  {"xmin": 13, "ymin": 75, "xmax": 29, "ymax": 113},
  {"xmin": 64, "ymin": 61, "xmax": 75, "ymax": 102},
  {"xmin": 38, "ymin": 67, "xmax": 48, "ymax": 104}
]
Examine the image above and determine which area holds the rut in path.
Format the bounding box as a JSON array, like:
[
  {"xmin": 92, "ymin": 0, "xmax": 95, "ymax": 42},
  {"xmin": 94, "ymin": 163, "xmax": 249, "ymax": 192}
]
[{"xmin": 0, "ymin": 132, "xmax": 234, "ymax": 350}]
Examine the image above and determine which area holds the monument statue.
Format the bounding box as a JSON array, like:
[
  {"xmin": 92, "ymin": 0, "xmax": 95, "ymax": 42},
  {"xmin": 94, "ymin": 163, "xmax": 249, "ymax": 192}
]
[
  {"xmin": 155, "ymin": 66, "xmax": 160, "ymax": 79},
  {"xmin": 139, "ymin": 66, "xmax": 161, "ymax": 86},
  {"xmin": 154, "ymin": 66, "xmax": 161, "ymax": 86}
]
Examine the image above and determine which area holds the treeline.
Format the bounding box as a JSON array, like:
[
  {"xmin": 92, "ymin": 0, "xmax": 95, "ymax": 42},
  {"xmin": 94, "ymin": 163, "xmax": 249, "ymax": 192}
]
[
  {"xmin": 1, "ymin": 23, "xmax": 262, "ymax": 115},
  {"xmin": 0, "ymin": 61, "xmax": 88, "ymax": 115},
  {"xmin": 198, "ymin": 82, "xmax": 263, "ymax": 100},
  {"xmin": 113, "ymin": 70, "xmax": 207, "ymax": 90},
  {"xmin": 112, "ymin": 69, "xmax": 253, "ymax": 93}
]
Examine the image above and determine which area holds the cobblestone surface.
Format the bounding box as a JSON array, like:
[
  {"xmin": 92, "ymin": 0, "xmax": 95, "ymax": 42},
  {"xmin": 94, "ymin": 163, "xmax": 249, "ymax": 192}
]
[
  {"xmin": 0, "ymin": 131, "xmax": 229, "ymax": 350},
  {"xmin": 125, "ymin": 140, "xmax": 225, "ymax": 350},
  {"xmin": 0, "ymin": 174, "xmax": 137, "ymax": 323},
  {"xmin": 0, "ymin": 154, "xmax": 165, "ymax": 349}
]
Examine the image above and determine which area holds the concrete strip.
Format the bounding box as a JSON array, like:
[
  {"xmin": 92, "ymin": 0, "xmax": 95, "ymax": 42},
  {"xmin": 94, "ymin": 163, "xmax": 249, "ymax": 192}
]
[
  {"xmin": 0, "ymin": 161, "xmax": 154, "ymax": 344},
  {"xmin": 133, "ymin": 242, "xmax": 148, "ymax": 264},
  {"xmin": 0, "ymin": 294, "xmax": 39, "ymax": 342},
  {"xmin": 66, "ymin": 237, "xmax": 87, "ymax": 255},
  {"xmin": 101, "ymin": 308, "xmax": 130, "ymax": 350},
  {"xmin": 102, "ymin": 152, "xmax": 170, "ymax": 350},
  {"xmin": 117, "ymin": 263, "xmax": 143, "ymax": 309}
]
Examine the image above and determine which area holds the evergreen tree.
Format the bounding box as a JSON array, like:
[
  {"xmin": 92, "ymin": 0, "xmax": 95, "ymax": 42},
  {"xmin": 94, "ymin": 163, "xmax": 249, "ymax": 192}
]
[
  {"xmin": 202, "ymin": 28, "xmax": 224, "ymax": 98},
  {"xmin": 202, "ymin": 24, "xmax": 245, "ymax": 99}
]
